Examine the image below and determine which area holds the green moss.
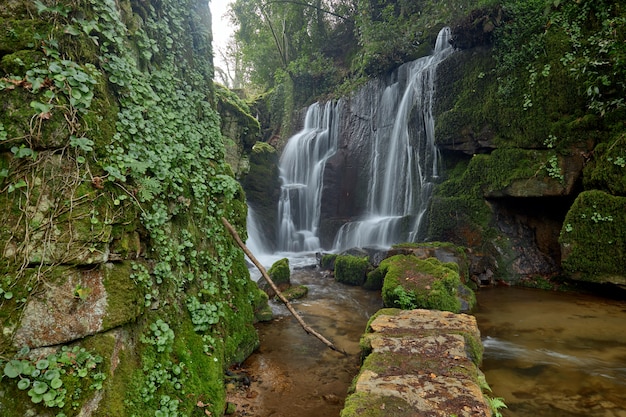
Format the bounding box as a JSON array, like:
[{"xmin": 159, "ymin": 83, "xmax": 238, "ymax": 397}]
[
  {"xmin": 559, "ymin": 190, "xmax": 626, "ymax": 284},
  {"xmin": 0, "ymin": 50, "xmax": 45, "ymax": 75},
  {"xmin": 584, "ymin": 133, "xmax": 626, "ymax": 195},
  {"xmin": 462, "ymin": 332, "xmax": 483, "ymax": 366},
  {"xmin": 267, "ymin": 258, "xmax": 290, "ymax": 286},
  {"xmin": 250, "ymin": 284, "xmax": 272, "ymax": 322},
  {"xmin": 378, "ymin": 255, "xmax": 469, "ymax": 313},
  {"xmin": 102, "ymin": 261, "xmax": 145, "ymax": 329},
  {"xmin": 216, "ymin": 84, "xmax": 261, "ymax": 149},
  {"xmin": 341, "ymin": 392, "xmax": 414, "ymax": 417},
  {"xmin": 364, "ymin": 308, "xmax": 402, "ymax": 334},
  {"xmin": 320, "ymin": 253, "xmax": 337, "ymax": 270},
  {"xmin": 334, "ymin": 255, "xmax": 370, "ymax": 286},
  {"xmin": 281, "ymin": 284, "xmax": 308, "ymax": 300},
  {"xmin": 0, "ymin": 18, "xmax": 51, "ymax": 53},
  {"xmin": 219, "ymin": 254, "xmax": 262, "ymax": 365},
  {"xmin": 363, "ymin": 267, "xmax": 385, "ymax": 290}
]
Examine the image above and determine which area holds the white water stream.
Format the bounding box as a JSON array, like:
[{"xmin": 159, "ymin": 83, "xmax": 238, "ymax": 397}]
[
  {"xmin": 334, "ymin": 27, "xmax": 454, "ymax": 250},
  {"xmin": 277, "ymin": 101, "xmax": 343, "ymax": 252},
  {"xmin": 275, "ymin": 27, "xmax": 454, "ymax": 253}
]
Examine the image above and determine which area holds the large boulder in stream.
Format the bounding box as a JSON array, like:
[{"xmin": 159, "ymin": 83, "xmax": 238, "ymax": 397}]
[
  {"xmin": 342, "ymin": 308, "xmax": 491, "ymax": 417},
  {"xmin": 374, "ymin": 255, "xmax": 476, "ymax": 313},
  {"xmin": 560, "ymin": 190, "xmax": 626, "ymax": 288}
]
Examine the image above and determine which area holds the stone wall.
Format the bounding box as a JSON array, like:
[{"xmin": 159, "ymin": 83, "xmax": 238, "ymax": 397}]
[{"xmin": 0, "ymin": 1, "xmax": 266, "ymax": 416}]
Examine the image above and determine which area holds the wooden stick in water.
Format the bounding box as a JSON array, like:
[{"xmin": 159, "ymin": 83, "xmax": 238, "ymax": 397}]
[{"xmin": 221, "ymin": 217, "xmax": 347, "ymax": 355}]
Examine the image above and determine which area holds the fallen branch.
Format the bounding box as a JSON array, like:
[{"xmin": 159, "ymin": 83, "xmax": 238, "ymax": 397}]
[{"xmin": 221, "ymin": 217, "xmax": 347, "ymax": 355}]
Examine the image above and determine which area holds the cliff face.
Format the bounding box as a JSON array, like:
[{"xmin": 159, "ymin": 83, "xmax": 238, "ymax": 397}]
[
  {"xmin": 271, "ymin": 2, "xmax": 625, "ymax": 288},
  {"xmin": 430, "ymin": 4, "xmax": 626, "ymax": 288},
  {"xmin": 0, "ymin": 1, "xmax": 265, "ymax": 416}
]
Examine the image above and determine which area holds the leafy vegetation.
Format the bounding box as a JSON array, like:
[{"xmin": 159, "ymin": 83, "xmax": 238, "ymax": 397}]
[
  {"xmin": 2, "ymin": 345, "xmax": 106, "ymax": 414},
  {"xmin": 0, "ymin": 1, "xmax": 265, "ymax": 416}
]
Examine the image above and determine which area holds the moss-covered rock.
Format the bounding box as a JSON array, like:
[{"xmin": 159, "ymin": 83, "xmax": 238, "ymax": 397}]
[
  {"xmin": 389, "ymin": 242, "xmax": 471, "ymax": 283},
  {"xmin": 560, "ymin": 190, "xmax": 626, "ymax": 286},
  {"xmin": 377, "ymin": 255, "xmax": 475, "ymax": 313},
  {"xmin": 267, "ymin": 257, "xmax": 290, "ymax": 286},
  {"xmin": 342, "ymin": 309, "xmax": 489, "ymax": 417},
  {"xmin": 320, "ymin": 253, "xmax": 338, "ymax": 270},
  {"xmin": 281, "ymin": 284, "xmax": 309, "ymax": 300},
  {"xmin": 335, "ymin": 254, "xmax": 370, "ymax": 286}
]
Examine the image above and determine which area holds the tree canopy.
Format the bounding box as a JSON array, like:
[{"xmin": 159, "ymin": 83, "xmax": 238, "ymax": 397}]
[
  {"xmin": 222, "ymin": 0, "xmax": 625, "ymax": 122},
  {"xmin": 227, "ymin": 0, "xmax": 355, "ymax": 94}
]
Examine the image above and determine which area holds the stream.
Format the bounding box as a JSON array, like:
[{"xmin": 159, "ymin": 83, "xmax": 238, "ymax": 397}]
[
  {"xmin": 475, "ymin": 287, "xmax": 626, "ymax": 417},
  {"xmin": 233, "ymin": 257, "xmax": 626, "ymax": 417},
  {"xmin": 229, "ymin": 254, "xmax": 382, "ymax": 416}
]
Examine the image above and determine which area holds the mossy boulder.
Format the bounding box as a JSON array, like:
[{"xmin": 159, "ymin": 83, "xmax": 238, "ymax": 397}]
[
  {"xmin": 388, "ymin": 242, "xmax": 471, "ymax": 283},
  {"xmin": 281, "ymin": 284, "xmax": 309, "ymax": 300},
  {"xmin": 257, "ymin": 257, "xmax": 290, "ymax": 298},
  {"xmin": 377, "ymin": 255, "xmax": 475, "ymax": 313},
  {"xmin": 320, "ymin": 253, "xmax": 338, "ymax": 270},
  {"xmin": 342, "ymin": 309, "xmax": 489, "ymax": 417},
  {"xmin": 335, "ymin": 254, "xmax": 370, "ymax": 286},
  {"xmin": 268, "ymin": 257, "xmax": 290, "ymax": 286},
  {"xmin": 560, "ymin": 190, "xmax": 626, "ymax": 286}
]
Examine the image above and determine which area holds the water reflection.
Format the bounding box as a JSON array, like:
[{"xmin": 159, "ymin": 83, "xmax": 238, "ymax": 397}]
[
  {"xmin": 232, "ymin": 257, "xmax": 382, "ymax": 416},
  {"xmin": 474, "ymin": 287, "xmax": 626, "ymax": 417}
]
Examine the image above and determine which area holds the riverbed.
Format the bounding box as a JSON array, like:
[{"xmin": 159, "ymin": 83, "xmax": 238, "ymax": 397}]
[
  {"xmin": 475, "ymin": 287, "xmax": 626, "ymax": 417},
  {"xmin": 228, "ymin": 262, "xmax": 382, "ymax": 416},
  {"xmin": 232, "ymin": 260, "xmax": 626, "ymax": 417}
]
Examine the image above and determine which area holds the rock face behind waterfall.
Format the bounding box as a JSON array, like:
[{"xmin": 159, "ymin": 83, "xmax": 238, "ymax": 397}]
[
  {"xmin": 312, "ymin": 29, "xmax": 455, "ymax": 250},
  {"xmin": 283, "ymin": 12, "xmax": 626, "ymax": 287}
]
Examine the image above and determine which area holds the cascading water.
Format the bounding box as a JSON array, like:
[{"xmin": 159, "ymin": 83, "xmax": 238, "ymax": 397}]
[
  {"xmin": 276, "ymin": 100, "xmax": 342, "ymax": 252},
  {"xmin": 333, "ymin": 27, "xmax": 454, "ymax": 250},
  {"xmin": 271, "ymin": 27, "xmax": 453, "ymax": 254},
  {"xmin": 246, "ymin": 205, "xmax": 271, "ymax": 256}
]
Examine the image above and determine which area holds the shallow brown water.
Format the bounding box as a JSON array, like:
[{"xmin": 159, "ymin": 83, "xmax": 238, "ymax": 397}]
[
  {"xmin": 238, "ymin": 260, "xmax": 626, "ymax": 417},
  {"xmin": 474, "ymin": 287, "xmax": 626, "ymax": 417},
  {"xmin": 231, "ymin": 261, "xmax": 382, "ymax": 417}
]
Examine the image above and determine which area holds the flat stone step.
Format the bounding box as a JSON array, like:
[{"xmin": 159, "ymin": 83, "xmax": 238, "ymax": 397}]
[{"xmin": 341, "ymin": 308, "xmax": 491, "ymax": 417}]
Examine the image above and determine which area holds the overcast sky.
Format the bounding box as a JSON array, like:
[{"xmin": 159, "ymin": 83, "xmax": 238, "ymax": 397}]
[{"xmin": 211, "ymin": 1, "xmax": 234, "ymax": 74}]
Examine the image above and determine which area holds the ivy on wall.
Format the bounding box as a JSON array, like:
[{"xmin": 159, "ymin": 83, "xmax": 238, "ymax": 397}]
[{"xmin": 0, "ymin": 1, "xmax": 261, "ymax": 416}]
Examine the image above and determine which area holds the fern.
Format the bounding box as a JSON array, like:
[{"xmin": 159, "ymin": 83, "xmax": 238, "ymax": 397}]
[
  {"xmin": 486, "ymin": 396, "xmax": 507, "ymax": 417},
  {"xmin": 137, "ymin": 176, "xmax": 162, "ymax": 202}
]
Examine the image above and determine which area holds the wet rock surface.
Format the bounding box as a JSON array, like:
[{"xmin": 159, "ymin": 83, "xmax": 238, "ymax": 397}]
[{"xmin": 342, "ymin": 308, "xmax": 490, "ymax": 417}]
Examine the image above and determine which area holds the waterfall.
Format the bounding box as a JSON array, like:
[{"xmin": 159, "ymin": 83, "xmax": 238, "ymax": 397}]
[
  {"xmin": 246, "ymin": 205, "xmax": 271, "ymax": 256},
  {"xmin": 277, "ymin": 101, "xmax": 342, "ymax": 252},
  {"xmin": 275, "ymin": 27, "xmax": 453, "ymax": 253},
  {"xmin": 333, "ymin": 27, "xmax": 454, "ymax": 250}
]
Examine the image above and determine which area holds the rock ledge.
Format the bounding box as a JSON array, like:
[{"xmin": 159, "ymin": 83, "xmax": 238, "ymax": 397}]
[{"xmin": 341, "ymin": 308, "xmax": 491, "ymax": 417}]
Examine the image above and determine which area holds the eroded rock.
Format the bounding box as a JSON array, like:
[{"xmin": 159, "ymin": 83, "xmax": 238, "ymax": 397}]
[{"xmin": 342, "ymin": 309, "xmax": 490, "ymax": 417}]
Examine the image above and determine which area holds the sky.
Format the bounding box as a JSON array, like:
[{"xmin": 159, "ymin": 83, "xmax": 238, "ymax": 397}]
[{"xmin": 211, "ymin": 1, "xmax": 235, "ymax": 75}]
